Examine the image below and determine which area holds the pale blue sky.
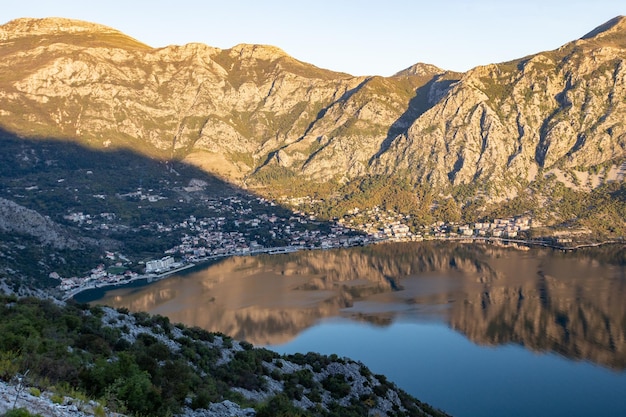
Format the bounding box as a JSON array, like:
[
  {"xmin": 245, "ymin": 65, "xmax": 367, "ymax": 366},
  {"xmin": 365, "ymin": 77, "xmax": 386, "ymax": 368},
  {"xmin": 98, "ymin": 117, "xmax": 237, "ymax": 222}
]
[{"xmin": 3, "ymin": 1, "xmax": 624, "ymax": 76}]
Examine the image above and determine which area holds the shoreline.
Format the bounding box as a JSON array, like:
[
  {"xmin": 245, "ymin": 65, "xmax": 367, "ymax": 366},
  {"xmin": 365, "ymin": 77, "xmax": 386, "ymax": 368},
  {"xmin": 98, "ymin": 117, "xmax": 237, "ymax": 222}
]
[
  {"xmin": 432, "ymin": 236, "xmax": 623, "ymax": 251},
  {"xmin": 64, "ymin": 237, "xmax": 623, "ymax": 302},
  {"xmin": 63, "ymin": 245, "xmax": 322, "ymax": 302},
  {"xmin": 63, "ymin": 254, "xmax": 227, "ymax": 302}
]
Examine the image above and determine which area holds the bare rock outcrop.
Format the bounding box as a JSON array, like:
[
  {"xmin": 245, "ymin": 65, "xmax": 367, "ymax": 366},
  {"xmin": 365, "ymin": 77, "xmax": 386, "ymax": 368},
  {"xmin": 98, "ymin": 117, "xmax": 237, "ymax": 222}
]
[
  {"xmin": 0, "ymin": 16, "xmax": 624, "ymax": 202},
  {"xmin": 0, "ymin": 197, "xmax": 80, "ymax": 249}
]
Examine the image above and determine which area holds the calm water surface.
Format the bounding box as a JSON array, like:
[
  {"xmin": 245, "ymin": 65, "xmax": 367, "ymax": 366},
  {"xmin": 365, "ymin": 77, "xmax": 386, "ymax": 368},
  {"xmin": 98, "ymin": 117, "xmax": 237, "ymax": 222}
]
[{"xmin": 80, "ymin": 242, "xmax": 626, "ymax": 417}]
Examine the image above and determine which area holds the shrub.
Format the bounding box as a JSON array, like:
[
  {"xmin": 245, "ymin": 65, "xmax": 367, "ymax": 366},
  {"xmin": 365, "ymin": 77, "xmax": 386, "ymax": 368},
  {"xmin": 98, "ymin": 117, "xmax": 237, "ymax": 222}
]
[
  {"xmin": 182, "ymin": 326, "xmax": 215, "ymax": 342},
  {"xmin": 240, "ymin": 341, "xmax": 254, "ymax": 351},
  {"xmin": 0, "ymin": 351, "xmax": 20, "ymax": 381},
  {"xmin": 256, "ymin": 394, "xmax": 310, "ymax": 417},
  {"xmin": 111, "ymin": 370, "xmax": 160, "ymax": 415},
  {"xmin": 373, "ymin": 383, "xmax": 388, "ymax": 397},
  {"xmin": 89, "ymin": 305, "xmax": 104, "ymax": 318},
  {"xmin": 294, "ymin": 369, "xmax": 314, "ymax": 389},
  {"xmin": 322, "ymin": 374, "xmax": 351, "ymax": 399},
  {"xmin": 270, "ymin": 369, "xmax": 282, "ymax": 381},
  {"xmin": 308, "ymin": 387, "xmax": 322, "ymax": 403},
  {"xmin": 359, "ymin": 365, "xmax": 371, "ymax": 378},
  {"xmin": 50, "ymin": 394, "xmax": 64, "ymax": 404},
  {"xmin": 283, "ymin": 377, "xmax": 304, "ymax": 400},
  {"xmin": 221, "ymin": 337, "xmax": 233, "ymax": 349},
  {"xmin": 132, "ymin": 311, "xmax": 151, "ymax": 326},
  {"xmin": 93, "ymin": 404, "xmax": 106, "ymax": 417},
  {"xmin": 190, "ymin": 389, "xmax": 215, "ymax": 410}
]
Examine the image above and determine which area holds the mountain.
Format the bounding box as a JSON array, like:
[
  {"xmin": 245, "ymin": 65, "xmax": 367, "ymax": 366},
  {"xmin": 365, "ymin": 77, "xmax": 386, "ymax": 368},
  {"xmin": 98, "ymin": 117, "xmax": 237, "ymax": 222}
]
[
  {"xmin": 0, "ymin": 17, "xmax": 625, "ymax": 233},
  {"xmin": 0, "ymin": 17, "xmax": 459, "ymax": 181},
  {"xmin": 372, "ymin": 16, "xmax": 626, "ymax": 187}
]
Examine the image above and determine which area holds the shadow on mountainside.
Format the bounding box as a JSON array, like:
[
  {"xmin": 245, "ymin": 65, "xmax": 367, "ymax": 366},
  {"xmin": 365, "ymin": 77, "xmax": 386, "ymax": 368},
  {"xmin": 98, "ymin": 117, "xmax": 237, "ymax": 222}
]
[
  {"xmin": 371, "ymin": 76, "xmax": 458, "ymax": 163},
  {"xmin": 253, "ymin": 77, "xmax": 374, "ymax": 174},
  {"xmin": 0, "ymin": 127, "xmax": 349, "ymax": 290}
]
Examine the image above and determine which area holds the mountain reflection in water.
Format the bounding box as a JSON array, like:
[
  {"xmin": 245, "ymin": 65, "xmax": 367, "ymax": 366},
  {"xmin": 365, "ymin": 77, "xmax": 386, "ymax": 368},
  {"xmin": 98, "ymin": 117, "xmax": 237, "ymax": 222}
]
[{"xmin": 91, "ymin": 242, "xmax": 626, "ymax": 370}]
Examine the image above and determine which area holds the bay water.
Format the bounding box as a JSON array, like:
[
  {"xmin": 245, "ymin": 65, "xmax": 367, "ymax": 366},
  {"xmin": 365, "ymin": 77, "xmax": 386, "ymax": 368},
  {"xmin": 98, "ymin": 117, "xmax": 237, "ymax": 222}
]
[{"xmin": 79, "ymin": 242, "xmax": 626, "ymax": 417}]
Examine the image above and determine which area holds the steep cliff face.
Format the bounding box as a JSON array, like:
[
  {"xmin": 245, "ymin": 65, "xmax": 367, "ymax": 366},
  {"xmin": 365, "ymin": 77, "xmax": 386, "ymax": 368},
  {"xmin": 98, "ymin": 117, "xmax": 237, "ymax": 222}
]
[
  {"xmin": 0, "ymin": 197, "xmax": 77, "ymax": 248},
  {"xmin": 373, "ymin": 17, "xmax": 626, "ymax": 190},
  {"xmin": 0, "ymin": 17, "xmax": 455, "ymax": 184},
  {"xmin": 0, "ymin": 16, "xmax": 624, "ymax": 203},
  {"xmin": 0, "ymin": 19, "xmax": 344, "ymax": 176}
]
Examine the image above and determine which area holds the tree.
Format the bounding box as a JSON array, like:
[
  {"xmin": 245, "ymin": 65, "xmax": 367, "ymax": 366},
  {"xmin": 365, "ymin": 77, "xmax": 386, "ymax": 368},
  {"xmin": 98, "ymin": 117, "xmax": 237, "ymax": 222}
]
[
  {"xmin": 111, "ymin": 371, "xmax": 160, "ymax": 415},
  {"xmin": 433, "ymin": 199, "xmax": 461, "ymax": 223}
]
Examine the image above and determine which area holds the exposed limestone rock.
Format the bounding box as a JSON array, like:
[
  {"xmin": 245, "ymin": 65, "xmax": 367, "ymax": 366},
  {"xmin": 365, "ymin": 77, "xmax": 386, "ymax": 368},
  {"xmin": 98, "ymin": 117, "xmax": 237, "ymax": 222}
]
[
  {"xmin": 0, "ymin": 16, "xmax": 625, "ymax": 202},
  {"xmin": 181, "ymin": 401, "xmax": 256, "ymax": 417},
  {"xmin": 0, "ymin": 197, "xmax": 81, "ymax": 249},
  {"xmin": 0, "ymin": 17, "xmax": 127, "ymax": 40},
  {"xmin": 394, "ymin": 62, "xmax": 444, "ymax": 77},
  {"xmin": 0, "ymin": 379, "xmax": 118, "ymax": 417},
  {"xmin": 372, "ymin": 19, "xmax": 626, "ymax": 191}
]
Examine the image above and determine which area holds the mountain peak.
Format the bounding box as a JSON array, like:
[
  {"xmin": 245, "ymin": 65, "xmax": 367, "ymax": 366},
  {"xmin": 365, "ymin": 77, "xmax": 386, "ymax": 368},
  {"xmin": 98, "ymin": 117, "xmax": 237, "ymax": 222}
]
[
  {"xmin": 0, "ymin": 17, "xmax": 123, "ymax": 40},
  {"xmin": 581, "ymin": 15, "xmax": 626, "ymax": 40},
  {"xmin": 0, "ymin": 17, "xmax": 151, "ymax": 51},
  {"xmin": 228, "ymin": 43, "xmax": 289, "ymax": 61},
  {"xmin": 393, "ymin": 62, "xmax": 444, "ymax": 78}
]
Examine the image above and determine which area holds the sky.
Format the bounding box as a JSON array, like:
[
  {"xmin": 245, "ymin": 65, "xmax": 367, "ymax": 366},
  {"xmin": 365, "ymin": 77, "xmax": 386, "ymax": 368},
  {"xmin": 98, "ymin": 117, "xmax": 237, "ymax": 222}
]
[{"xmin": 2, "ymin": 1, "xmax": 624, "ymax": 76}]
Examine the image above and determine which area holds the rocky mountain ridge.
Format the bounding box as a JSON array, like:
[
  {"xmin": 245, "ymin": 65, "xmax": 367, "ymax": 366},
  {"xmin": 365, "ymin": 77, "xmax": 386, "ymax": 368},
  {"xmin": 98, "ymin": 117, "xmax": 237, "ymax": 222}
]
[
  {"xmin": 0, "ymin": 17, "xmax": 455, "ymax": 183},
  {"xmin": 0, "ymin": 17, "xmax": 128, "ymax": 39},
  {"xmin": 369, "ymin": 16, "xmax": 626, "ymax": 189},
  {"xmin": 0, "ymin": 17, "xmax": 625, "ymax": 228}
]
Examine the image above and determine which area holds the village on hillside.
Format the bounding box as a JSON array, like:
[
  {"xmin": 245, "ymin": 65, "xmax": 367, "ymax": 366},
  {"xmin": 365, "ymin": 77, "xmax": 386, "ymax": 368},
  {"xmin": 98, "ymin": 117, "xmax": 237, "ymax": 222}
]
[{"xmin": 56, "ymin": 191, "xmax": 549, "ymax": 299}]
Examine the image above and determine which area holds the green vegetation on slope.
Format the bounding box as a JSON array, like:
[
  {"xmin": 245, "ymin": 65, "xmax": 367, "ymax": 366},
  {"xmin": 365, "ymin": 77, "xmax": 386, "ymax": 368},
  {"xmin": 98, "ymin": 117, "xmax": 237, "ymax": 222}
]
[
  {"xmin": 0, "ymin": 129, "xmax": 309, "ymax": 290},
  {"xmin": 482, "ymin": 175, "xmax": 626, "ymax": 237},
  {"xmin": 0, "ymin": 295, "xmax": 449, "ymax": 417}
]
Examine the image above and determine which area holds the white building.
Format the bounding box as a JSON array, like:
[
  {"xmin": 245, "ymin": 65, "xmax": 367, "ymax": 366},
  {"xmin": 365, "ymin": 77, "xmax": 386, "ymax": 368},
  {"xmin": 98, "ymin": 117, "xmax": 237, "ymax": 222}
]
[{"xmin": 145, "ymin": 256, "xmax": 175, "ymax": 273}]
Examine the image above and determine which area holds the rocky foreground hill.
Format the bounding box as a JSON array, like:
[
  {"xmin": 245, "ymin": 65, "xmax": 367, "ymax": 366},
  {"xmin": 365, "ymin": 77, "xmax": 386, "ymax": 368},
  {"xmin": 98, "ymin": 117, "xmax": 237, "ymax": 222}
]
[
  {"xmin": 0, "ymin": 17, "xmax": 625, "ymax": 235},
  {"xmin": 0, "ymin": 295, "xmax": 449, "ymax": 417}
]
